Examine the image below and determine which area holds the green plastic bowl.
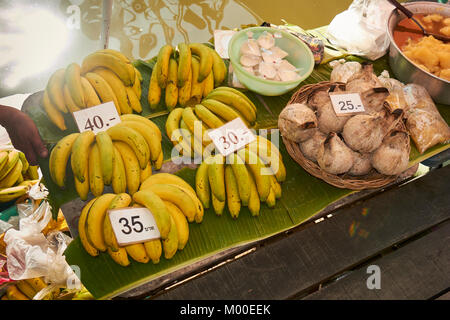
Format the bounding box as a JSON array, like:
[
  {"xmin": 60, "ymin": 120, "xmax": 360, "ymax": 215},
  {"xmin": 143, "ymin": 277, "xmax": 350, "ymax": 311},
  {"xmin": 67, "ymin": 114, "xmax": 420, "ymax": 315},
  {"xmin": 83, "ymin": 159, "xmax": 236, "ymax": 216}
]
[{"xmin": 228, "ymin": 27, "xmax": 315, "ymax": 96}]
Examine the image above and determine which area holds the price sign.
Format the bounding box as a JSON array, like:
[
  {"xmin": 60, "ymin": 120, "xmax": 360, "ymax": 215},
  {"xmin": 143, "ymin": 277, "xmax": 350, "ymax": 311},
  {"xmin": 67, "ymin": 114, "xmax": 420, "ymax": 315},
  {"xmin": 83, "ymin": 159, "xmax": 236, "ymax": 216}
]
[
  {"xmin": 72, "ymin": 101, "xmax": 121, "ymax": 134},
  {"xmin": 329, "ymin": 92, "xmax": 366, "ymax": 116},
  {"xmin": 108, "ymin": 207, "xmax": 160, "ymax": 246},
  {"xmin": 208, "ymin": 117, "xmax": 256, "ymax": 156}
]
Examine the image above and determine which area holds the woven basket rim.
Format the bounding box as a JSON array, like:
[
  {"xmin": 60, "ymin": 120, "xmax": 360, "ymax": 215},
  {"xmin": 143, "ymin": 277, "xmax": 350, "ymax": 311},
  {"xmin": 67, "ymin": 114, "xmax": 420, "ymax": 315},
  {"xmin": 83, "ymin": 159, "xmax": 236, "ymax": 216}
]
[{"xmin": 282, "ymin": 81, "xmax": 411, "ymax": 190}]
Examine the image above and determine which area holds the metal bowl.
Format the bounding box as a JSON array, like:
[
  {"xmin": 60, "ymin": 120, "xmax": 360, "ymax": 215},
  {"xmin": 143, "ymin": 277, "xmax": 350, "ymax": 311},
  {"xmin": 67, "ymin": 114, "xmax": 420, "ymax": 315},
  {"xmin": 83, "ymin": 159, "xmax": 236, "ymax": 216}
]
[{"xmin": 387, "ymin": 1, "xmax": 450, "ymax": 105}]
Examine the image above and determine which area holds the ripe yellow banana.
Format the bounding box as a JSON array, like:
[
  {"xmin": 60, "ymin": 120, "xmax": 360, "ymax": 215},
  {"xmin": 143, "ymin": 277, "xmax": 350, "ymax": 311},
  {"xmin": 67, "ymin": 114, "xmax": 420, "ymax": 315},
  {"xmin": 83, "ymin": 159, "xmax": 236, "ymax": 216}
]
[
  {"xmin": 201, "ymin": 98, "xmax": 250, "ymax": 128},
  {"xmin": 6, "ymin": 285, "xmax": 29, "ymax": 300},
  {"xmin": 26, "ymin": 165, "xmax": 39, "ymax": 180},
  {"xmin": 180, "ymin": 119, "xmax": 204, "ymax": 158},
  {"xmin": 46, "ymin": 68, "xmax": 68, "ymax": 113},
  {"xmin": 207, "ymin": 47, "xmax": 227, "ymax": 86},
  {"xmin": 266, "ymin": 186, "xmax": 276, "ymax": 208},
  {"xmin": 106, "ymin": 125, "xmax": 149, "ymax": 169},
  {"xmin": 78, "ymin": 198, "xmax": 99, "ymax": 257},
  {"xmin": 120, "ymin": 114, "xmax": 162, "ymax": 140},
  {"xmin": 227, "ymin": 153, "xmax": 250, "ymax": 206},
  {"xmin": 88, "ymin": 144, "xmax": 104, "ymax": 197},
  {"xmin": 206, "ymin": 90, "xmax": 256, "ymax": 125},
  {"xmin": 93, "ymin": 68, "xmax": 131, "ymax": 114},
  {"xmin": 190, "ymin": 57, "xmax": 204, "ymax": 105},
  {"xmin": 71, "ymin": 130, "xmax": 95, "ymax": 183},
  {"xmin": 225, "ymin": 165, "xmax": 241, "ymax": 218},
  {"xmin": 162, "ymin": 214, "xmax": 178, "ymax": 259},
  {"xmin": 164, "ymin": 201, "xmax": 189, "ymax": 250},
  {"xmin": 97, "ymin": 49, "xmax": 136, "ymax": 83},
  {"xmin": 132, "ymin": 68, "xmax": 142, "ymax": 99},
  {"xmin": 49, "ymin": 133, "xmax": 79, "ymax": 188},
  {"xmin": 132, "ymin": 190, "xmax": 171, "ymax": 239},
  {"xmin": 114, "ymin": 141, "xmax": 140, "ymax": 195},
  {"xmin": 0, "ymin": 151, "xmax": 8, "ymax": 171},
  {"xmin": 156, "ymin": 45, "xmax": 173, "ymax": 88},
  {"xmin": 195, "ymin": 161, "xmax": 210, "ymax": 209},
  {"xmin": 211, "ymin": 191, "xmax": 225, "ymax": 216},
  {"xmin": 202, "ymin": 70, "xmax": 214, "ymax": 97},
  {"xmin": 65, "ymin": 63, "xmax": 85, "ymax": 108},
  {"xmin": 126, "ymin": 243, "xmax": 149, "ymax": 263},
  {"xmin": 125, "ymin": 86, "xmax": 142, "ymax": 113},
  {"xmin": 84, "ymin": 72, "xmax": 121, "ymax": 115},
  {"xmin": 148, "ymin": 62, "xmax": 162, "ymax": 109},
  {"xmin": 24, "ymin": 278, "xmax": 47, "ymax": 293},
  {"xmin": 143, "ymin": 239, "xmax": 162, "ymax": 264},
  {"xmin": 194, "ymin": 104, "xmax": 224, "ymax": 129},
  {"xmin": 270, "ymin": 174, "xmax": 282, "ymax": 199},
  {"xmin": 189, "ymin": 43, "xmax": 213, "ymax": 82},
  {"xmin": 247, "ymin": 171, "xmax": 260, "ymax": 216},
  {"xmin": 63, "ymin": 83, "xmax": 81, "ymax": 112},
  {"xmin": 178, "ymin": 63, "xmax": 193, "ymax": 107},
  {"xmin": 208, "ymin": 155, "xmax": 226, "ymax": 202},
  {"xmin": 74, "ymin": 165, "xmax": 89, "ymax": 200},
  {"xmin": 104, "ymin": 193, "xmax": 132, "ymax": 252},
  {"xmin": 182, "ymin": 107, "xmax": 211, "ymax": 146},
  {"xmin": 140, "ymin": 163, "xmax": 152, "ymax": 184},
  {"xmin": 16, "ymin": 280, "xmax": 37, "ymax": 299},
  {"xmin": 177, "ymin": 42, "xmax": 192, "ymax": 87},
  {"xmin": 214, "ymin": 86, "xmax": 257, "ymax": 113},
  {"xmin": 81, "ymin": 76, "xmax": 101, "ymax": 107},
  {"xmin": 141, "ymin": 183, "xmax": 197, "ymax": 223},
  {"xmin": 165, "ymin": 58, "xmax": 179, "ymax": 111},
  {"xmin": 86, "ymin": 193, "xmax": 116, "ymax": 252},
  {"xmin": 237, "ymin": 148, "xmax": 271, "ymax": 202},
  {"xmin": 154, "ymin": 150, "xmax": 163, "ymax": 170},
  {"xmin": 140, "ymin": 172, "xmax": 204, "ymax": 223},
  {"xmin": 166, "ymin": 108, "xmax": 183, "ymax": 144},
  {"xmin": 42, "ymin": 89, "xmax": 67, "ymax": 130},
  {"xmin": 0, "ymin": 185, "xmax": 27, "ymax": 202},
  {"xmin": 112, "ymin": 146, "xmax": 127, "ymax": 194},
  {"xmin": 107, "ymin": 247, "xmax": 130, "ymax": 267},
  {"xmin": 117, "ymin": 121, "xmax": 160, "ymax": 162},
  {"xmin": 95, "ymin": 131, "xmax": 114, "ymax": 185},
  {"xmin": 0, "ymin": 150, "xmax": 19, "ymax": 181},
  {"xmin": 82, "ymin": 52, "xmax": 134, "ymax": 86}
]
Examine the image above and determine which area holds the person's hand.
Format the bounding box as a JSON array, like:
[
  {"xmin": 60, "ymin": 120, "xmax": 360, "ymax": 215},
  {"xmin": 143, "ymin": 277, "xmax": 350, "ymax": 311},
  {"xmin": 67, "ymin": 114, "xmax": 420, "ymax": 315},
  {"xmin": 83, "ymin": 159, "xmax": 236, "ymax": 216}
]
[{"xmin": 0, "ymin": 106, "xmax": 48, "ymax": 165}]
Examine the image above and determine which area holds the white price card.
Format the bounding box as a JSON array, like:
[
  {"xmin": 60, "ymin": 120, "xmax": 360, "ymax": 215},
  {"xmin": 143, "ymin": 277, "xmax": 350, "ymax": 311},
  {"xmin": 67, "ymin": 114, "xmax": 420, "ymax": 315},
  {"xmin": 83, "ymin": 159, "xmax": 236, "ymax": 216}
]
[
  {"xmin": 72, "ymin": 101, "xmax": 121, "ymax": 134},
  {"xmin": 208, "ymin": 117, "xmax": 256, "ymax": 157},
  {"xmin": 108, "ymin": 207, "xmax": 160, "ymax": 246},
  {"xmin": 329, "ymin": 92, "xmax": 366, "ymax": 116}
]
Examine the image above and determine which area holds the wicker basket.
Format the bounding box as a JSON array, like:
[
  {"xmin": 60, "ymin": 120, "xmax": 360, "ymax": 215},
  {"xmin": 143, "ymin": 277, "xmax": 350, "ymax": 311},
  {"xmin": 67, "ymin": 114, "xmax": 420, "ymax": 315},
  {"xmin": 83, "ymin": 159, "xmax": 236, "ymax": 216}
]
[{"xmin": 282, "ymin": 81, "xmax": 411, "ymax": 190}]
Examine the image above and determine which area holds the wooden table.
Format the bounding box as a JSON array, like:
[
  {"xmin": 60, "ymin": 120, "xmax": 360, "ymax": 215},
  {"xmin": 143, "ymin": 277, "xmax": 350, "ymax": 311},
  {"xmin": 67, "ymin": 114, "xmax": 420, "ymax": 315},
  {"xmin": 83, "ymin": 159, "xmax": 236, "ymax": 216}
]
[{"xmin": 113, "ymin": 157, "xmax": 450, "ymax": 300}]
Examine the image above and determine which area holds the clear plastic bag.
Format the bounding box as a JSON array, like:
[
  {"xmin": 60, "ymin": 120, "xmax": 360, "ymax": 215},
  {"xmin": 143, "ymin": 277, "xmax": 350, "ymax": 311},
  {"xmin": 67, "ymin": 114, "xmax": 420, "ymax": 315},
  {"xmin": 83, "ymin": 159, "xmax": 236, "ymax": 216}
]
[{"xmin": 327, "ymin": 0, "xmax": 394, "ymax": 60}]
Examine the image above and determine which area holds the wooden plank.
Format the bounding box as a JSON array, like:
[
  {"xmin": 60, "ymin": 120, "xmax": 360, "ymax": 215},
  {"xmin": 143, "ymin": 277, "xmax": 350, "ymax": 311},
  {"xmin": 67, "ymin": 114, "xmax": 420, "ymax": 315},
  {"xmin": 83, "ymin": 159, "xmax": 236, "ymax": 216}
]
[
  {"xmin": 151, "ymin": 165, "xmax": 450, "ymax": 300},
  {"xmin": 303, "ymin": 221, "xmax": 450, "ymax": 300}
]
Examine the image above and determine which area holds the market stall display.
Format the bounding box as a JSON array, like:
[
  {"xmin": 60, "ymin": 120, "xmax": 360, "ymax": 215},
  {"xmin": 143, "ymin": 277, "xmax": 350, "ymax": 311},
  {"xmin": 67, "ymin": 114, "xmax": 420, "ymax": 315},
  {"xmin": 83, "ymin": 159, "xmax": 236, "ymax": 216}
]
[{"xmin": 0, "ymin": 0, "xmax": 446, "ymax": 300}]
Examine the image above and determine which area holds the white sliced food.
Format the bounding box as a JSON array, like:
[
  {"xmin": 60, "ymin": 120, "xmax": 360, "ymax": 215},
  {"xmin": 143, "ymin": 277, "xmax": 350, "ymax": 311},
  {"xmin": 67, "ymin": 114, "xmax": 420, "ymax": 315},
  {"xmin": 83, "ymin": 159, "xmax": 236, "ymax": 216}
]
[
  {"xmin": 261, "ymin": 51, "xmax": 280, "ymax": 64},
  {"xmin": 242, "ymin": 66, "xmax": 255, "ymax": 75},
  {"xmin": 258, "ymin": 62, "xmax": 277, "ymax": 80},
  {"xmin": 278, "ymin": 69, "xmax": 301, "ymax": 82},
  {"xmin": 240, "ymin": 39, "xmax": 261, "ymax": 56},
  {"xmin": 240, "ymin": 54, "xmax": 262, "ymax": 67},
  {"xmin": 275, "ymin": 59, "xmax": 297, "ymax": 72},
  {"xmin": 257, "ymin": 31, "xmax": 275, "ymax": 49},
  {"xmin": 270, "ymin": 46, "xmax": 288, "ymax": 60}
]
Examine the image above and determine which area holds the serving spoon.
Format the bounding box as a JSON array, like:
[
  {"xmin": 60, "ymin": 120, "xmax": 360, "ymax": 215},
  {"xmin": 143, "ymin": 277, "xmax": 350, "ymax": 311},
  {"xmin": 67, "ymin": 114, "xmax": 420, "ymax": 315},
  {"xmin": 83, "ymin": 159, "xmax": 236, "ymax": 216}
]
[{"xmin": 387, "ymin": 0, "xmax": 450, "ymax": 42}]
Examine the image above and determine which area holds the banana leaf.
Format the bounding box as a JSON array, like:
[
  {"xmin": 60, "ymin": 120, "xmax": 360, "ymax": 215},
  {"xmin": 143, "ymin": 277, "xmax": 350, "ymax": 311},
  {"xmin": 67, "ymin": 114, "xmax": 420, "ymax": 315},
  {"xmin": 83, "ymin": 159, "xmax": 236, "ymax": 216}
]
[{"xmin": 23, "ymin": 53, "xmax": 449, "ymax": 299}]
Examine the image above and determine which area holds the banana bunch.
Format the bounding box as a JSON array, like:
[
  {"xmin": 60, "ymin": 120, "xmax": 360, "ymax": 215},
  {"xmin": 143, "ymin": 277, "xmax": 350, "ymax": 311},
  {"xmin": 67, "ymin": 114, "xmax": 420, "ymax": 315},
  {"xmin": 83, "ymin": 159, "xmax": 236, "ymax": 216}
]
[
  {"xmin": 148, "ymin": 43, "xmax": 227, "ymax": 111},
  {"xmin": 0, "ymin": 149, "xmax": 40, "ymax": 203},
  {"xmin": 42, "ymin": 49, "xmax": 143, "ymax": 131},
  {"xmin": 166, "ymin": 86, "xmax": 258, "ymax": 156},
  {"xmin": 49, "ymin": 115, "xmax": 162, "ymax": 200},
  {"xmin": 2, "ymin": 278, "xmax": 47, "ymax": 300},
  {"xmin": 195, "ymin": 136, "xmax": 286, "ymax": 217},
  {"xmin": 79, "ymin": 173, "xmax": 201, "ymax": 266}
]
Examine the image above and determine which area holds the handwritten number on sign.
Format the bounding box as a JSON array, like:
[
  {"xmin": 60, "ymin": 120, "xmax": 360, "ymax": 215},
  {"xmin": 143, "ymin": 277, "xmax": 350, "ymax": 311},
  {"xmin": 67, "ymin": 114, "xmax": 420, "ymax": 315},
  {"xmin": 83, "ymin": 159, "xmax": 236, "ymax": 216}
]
[
  {"xmin": 219, "ymin": 132, "xmax": 240, "ymax": 150},
  {"xmin": 339, "ymin": 100, "xmax": 356, "ymax": 111},
  {"xmin": 84, "ymin": 115, "xmax": 105, "ymax": 131},
  {"xmin": 119, "ymin": 215, "xmax": 144, "ymax": 235}
]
